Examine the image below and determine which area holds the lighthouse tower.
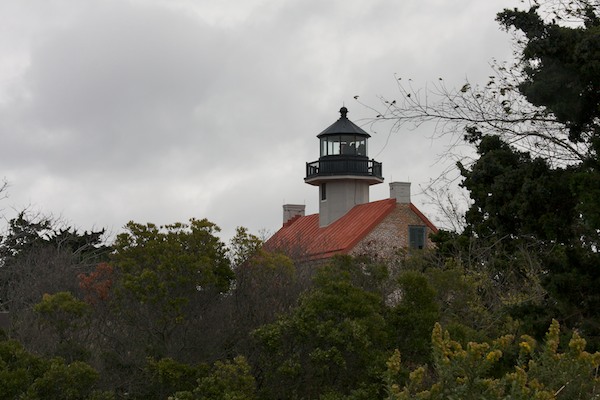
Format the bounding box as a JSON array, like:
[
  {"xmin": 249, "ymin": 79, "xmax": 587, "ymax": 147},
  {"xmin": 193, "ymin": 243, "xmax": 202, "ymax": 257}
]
[{"xmin": 305, "ymin": 107, "xmax": 384, "ymax": 227}]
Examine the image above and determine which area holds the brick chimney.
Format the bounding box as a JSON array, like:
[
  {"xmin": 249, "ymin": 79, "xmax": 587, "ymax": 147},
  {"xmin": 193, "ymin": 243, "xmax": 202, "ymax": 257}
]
[
  {"xmin": 283, "ymin": 204, "xmax": 305, "ymax": 226},
  {"xmin": 390, "ymin": 182, "xmax": 411, "ymax": 204}
]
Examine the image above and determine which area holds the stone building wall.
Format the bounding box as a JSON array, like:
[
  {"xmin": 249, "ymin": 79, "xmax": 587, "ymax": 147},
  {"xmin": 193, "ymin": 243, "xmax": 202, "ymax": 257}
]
[{"xmin": 350, "ymin": 203, "xmax": 435, "ymax": 259}]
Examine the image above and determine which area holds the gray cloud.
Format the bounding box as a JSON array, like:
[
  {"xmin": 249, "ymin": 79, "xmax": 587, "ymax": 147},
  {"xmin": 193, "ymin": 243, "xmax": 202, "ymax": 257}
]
[{"xmin": 0, "ymin": 0, "xmax": 521, "ymax": 241}]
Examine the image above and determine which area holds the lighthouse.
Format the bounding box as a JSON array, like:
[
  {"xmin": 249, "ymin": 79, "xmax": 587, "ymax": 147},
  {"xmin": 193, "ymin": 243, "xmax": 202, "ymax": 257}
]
[{"xmin": 305, "ymin": 107, "xmax": 384, "ymax": 227}]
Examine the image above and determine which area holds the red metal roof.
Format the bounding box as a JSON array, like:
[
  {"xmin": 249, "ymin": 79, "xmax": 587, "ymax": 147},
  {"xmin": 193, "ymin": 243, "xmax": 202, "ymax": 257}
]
[
  {"xmin": 265, "ymin": 199, "xmax": 439, "ymax": 260},
  {"xmin": 410, "ymin": 203, "xmax": 438, "ymax": 233},
  {"xmin": 265, "ymin": 198, "xmax": 397, "ymax": 260}
]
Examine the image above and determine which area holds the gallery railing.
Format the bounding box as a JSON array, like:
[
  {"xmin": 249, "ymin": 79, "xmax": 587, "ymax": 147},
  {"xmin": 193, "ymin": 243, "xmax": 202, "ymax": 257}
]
[{"xmin": 306, "ymin": 158, "xmax": 383, "ymax": 180}]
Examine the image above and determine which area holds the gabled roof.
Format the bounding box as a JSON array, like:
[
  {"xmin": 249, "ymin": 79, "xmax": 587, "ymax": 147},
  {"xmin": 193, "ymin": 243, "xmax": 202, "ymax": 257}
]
[
  {"xmin": 265, "ymin": 199, "xmax": 439, "ymax": 260},
  {"xmin": 409, "ymin": 203, "xmax": 438, "ymax": 233},
  {"xmin": 265, "ymin": 199, "xmax": 397, "ymax": 260}
]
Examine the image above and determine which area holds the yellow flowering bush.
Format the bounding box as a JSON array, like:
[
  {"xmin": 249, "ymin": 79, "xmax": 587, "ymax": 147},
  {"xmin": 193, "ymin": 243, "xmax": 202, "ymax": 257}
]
[{"xmin": 386, "ymin": 320, "xmax": 600, "ymax": 399}]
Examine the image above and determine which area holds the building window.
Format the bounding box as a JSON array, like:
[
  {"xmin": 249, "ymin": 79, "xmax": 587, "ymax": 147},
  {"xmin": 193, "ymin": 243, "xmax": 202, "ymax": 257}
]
[
  {"xmin": 321, "ymin": 183, "xmax": 327, "ymax": 201},
  {"xmin": 409, "ymin": 226, "xmax": 426, "ymax": 249}
]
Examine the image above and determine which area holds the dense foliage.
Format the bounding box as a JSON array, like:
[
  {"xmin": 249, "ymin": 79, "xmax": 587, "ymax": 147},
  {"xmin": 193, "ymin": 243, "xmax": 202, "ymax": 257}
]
[
  {"xmin": 386, "ymin": 320, "xmax": 600, "ymax": 399},
  {"xmin": 449, "ymin": 0, "xmax": 600, "ymax": 349}
]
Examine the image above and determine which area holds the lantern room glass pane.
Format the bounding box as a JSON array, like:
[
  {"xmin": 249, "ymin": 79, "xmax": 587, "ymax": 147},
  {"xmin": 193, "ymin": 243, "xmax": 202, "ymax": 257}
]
[
  {"xmin": 356, "ymin": 138, "xmax": 366, "ymax": 156},
  {"xmin": 340, "ymin": 135, "xmax": 353, "ymax": 155},
  {"xmin": 320, "ymin": 135, "xmax": 368, "ymax": 157},
  {"xmin": 328, "ymin": 137, "xmax": 340, "ymax": 155}
]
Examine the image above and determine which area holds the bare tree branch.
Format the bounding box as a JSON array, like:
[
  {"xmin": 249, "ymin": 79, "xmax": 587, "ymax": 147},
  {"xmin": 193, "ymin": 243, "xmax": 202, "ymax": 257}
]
[{"xmin": 358, "ymin": 66, "xmax": 589, "ymax": 167}]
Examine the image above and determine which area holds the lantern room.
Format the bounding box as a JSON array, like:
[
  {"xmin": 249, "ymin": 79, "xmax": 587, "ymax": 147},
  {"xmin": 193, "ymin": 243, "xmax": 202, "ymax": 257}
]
[
  {"xmin": 305, "ymin": 107, "xmax": 383, "ymax": 186},
  {"xmin": 305, "ymin": 107, "xmax": 384, "ymax": 227}
]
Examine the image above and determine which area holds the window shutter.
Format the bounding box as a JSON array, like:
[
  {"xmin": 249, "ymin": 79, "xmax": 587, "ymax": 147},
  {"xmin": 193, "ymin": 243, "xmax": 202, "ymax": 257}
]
[{"xmin": 409, "ymin": 226, "xmax": 426, "ymax": 249}]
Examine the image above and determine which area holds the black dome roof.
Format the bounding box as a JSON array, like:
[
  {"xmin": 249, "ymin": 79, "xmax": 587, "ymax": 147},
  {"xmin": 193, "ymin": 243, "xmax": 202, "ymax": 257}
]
[{"xmin": 317, "ymin": 107, "xmax": 370, "ymax": 138}]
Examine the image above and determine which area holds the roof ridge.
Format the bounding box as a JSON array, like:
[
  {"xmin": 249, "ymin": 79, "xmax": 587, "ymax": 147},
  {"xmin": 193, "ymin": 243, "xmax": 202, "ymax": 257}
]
[{"xmin": 409, "ymin": 203, "xmax": 438, "ymax": 233}]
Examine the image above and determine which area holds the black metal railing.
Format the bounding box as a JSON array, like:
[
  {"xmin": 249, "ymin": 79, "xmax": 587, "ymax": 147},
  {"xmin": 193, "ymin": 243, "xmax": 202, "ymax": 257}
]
[{"xmin": 306, "ymin": 157, "xmax": 383, "ymax": 180}]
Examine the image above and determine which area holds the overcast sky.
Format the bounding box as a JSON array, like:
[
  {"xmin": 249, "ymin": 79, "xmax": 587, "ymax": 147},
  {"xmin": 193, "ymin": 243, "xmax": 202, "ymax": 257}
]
[{"xmin": 0, "ymin": 0, "xmax": 523, "ymax": 243}]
